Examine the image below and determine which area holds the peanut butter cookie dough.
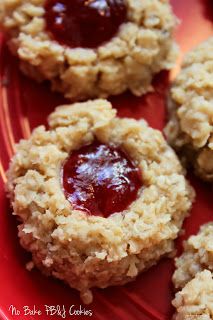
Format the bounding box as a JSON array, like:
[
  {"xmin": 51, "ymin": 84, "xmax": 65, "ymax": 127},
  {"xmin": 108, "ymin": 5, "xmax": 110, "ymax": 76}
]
[
  {"xmin": 6, "ymin": 99, "xmax": 194, "ymax": 303},
  {"xmin": 173, "ymin": 223, "xmax": 213, "ymax": 290},
  {"xmin": 0, "ymin": 0, "xmax": 178, "ymax": 100},
  {"xmin": 172, "ymin": 270, "xmax": 213, "ymax": 320},
  {"xmin": 164, "ymin": 38, "xmax": 213, "ymax": 182}
]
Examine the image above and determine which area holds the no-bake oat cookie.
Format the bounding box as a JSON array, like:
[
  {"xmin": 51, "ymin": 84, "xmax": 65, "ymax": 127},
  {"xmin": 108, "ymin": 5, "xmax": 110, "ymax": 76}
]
[
  {"xmin": 173, "ymin": 223, "xmax": 213, "ymax": 290},
  {"xmin": 0, "ymin": 0, "xmax": 178, "ymax": 100},
  {"xmin": 164, "ymin": 38, "xmax": 213, "ymax": 182},
  {"xmin": 6, "ymin": 99, "xmax": 194, "ymax": 303},
  {"xmin": 172, "ymin": 223, "xmax": 213, "ymax": 320},
  {"xmin": 172, "ymin": 270, "xmax": 213, "ymax": 320}
]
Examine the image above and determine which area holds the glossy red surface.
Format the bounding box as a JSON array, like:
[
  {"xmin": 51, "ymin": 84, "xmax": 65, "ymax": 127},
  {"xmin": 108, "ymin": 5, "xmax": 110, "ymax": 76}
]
[
  {"xmin": 0, "ymin": 1, "xmax": 212, "ymax": 319},
  {"xmin": 62, "ymin": 141, "xmax": 142, "ymax": 217},
  {"xmin": 45, "ymin": 0, "xmax": 127, "ymax": 48}
]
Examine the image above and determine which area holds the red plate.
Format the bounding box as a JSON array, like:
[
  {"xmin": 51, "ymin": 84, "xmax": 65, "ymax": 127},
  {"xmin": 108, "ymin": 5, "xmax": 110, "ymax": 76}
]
[{"xmin": 0, "ymin": 1, "xmax": 212, "ymax": 319}]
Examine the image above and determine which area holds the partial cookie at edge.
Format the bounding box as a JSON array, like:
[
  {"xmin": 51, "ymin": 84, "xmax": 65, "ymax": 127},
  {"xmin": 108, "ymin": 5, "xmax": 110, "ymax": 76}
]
[
  {"xmin": 172, "ymin": 270, "xmax": 213, "ymax": 320},
  {"xmin": 173, "ymin": 222, "xmax": 213, "ymax": 290},
  {"xmin": 164, "ymin": 37, "xmax": 213, "ymax": 182}
]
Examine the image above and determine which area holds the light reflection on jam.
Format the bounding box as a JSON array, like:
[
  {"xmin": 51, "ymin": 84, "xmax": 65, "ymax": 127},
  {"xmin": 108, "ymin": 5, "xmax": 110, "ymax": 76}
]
[
  {"xmin": 62, "ymin": 141, "xmax": 142, "ymax": 217},
  {"xmin": 44, "ymin": 0, "xmax": 127, "ymax": 48}
]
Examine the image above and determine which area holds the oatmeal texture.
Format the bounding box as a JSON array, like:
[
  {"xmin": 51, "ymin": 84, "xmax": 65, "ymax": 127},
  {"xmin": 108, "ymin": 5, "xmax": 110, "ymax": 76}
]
[
  {"xmin": 164, "ymin": 38, "xmax": 213, "ymax": 182},
  {"xmin": 0, "ymin": 0, "xmax": 178, "ymax": 100},
  {"xmin": 6, "ymin": 99, "xmax": 194, "ymax": 303},
  {"xmin": 172, "ymin": 270, "xmax": 213, "ymax": 320},
  {"xmin": 173, "ymin": 223, "xmax": 213, "ymax": 290}
]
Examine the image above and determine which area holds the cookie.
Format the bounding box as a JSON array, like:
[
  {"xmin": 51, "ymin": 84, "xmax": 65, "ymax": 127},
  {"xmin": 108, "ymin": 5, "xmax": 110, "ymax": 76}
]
[
  {"xmin": 6, "ymin": 99, "xmax": 194, "ymax": 303},
  {"xmin": 172, "ymin": 270, "xmax": 213, "ymax": 320},
  {"xmin": 0, "ymin": 0, "xmax": 178, "ymax": 100},
  {"xmin": 164, "ymin": 38, "xmax": 213, "ymax": 182},
  {"xmin": 173, "ymin": 223, "xmax": 213, "ymax": 290}
]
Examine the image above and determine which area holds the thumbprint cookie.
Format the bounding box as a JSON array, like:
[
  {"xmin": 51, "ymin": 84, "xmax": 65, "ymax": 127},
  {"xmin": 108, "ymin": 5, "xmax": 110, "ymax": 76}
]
[
  {"xmin": 0, "ymin": 0, "xmax": 178, "ymax": 100},
  {"xmin": 6, "ymin": 99, "xmax": 194, "ymax": 303}
]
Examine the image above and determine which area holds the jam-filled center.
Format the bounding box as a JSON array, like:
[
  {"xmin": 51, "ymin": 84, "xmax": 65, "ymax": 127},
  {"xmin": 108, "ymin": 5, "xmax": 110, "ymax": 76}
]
[
  {"xmin": 62, "ymin": 141, "xmax": 142, "ymax": 217},
  {"xmin": 44, "ymin": 0, "xmax": 127, "ymax": 48}
]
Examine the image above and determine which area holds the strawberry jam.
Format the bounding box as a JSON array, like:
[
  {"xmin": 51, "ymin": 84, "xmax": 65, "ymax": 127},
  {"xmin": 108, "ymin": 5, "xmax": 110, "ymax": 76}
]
[
  {"xmin": 44, "ymin": 0, "xmax": 127, "ymax": 48},
  {"xmin": 62, "ymin": 141, "xmax": 142, "ymax": 217}
]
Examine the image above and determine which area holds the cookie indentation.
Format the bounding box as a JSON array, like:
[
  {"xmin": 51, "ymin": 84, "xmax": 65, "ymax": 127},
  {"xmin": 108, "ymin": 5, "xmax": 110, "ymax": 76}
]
[
  {"xmin": 62, "ymin": 141, "xmax": 142, "ymax": 217},
  {"xmin": 45, "ymin": 0, "xmax": 127, "ymax": 48}
]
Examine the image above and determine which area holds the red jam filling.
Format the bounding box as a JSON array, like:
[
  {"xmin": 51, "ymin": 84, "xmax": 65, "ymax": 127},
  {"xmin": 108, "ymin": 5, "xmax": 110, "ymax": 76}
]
[
  {"xmin": 44, "ymin": 0, "xmax": 127, "ymax": 48},
  {"xmin": 62, "ymin": 141, "xmax": 142, "ymax": 217}
]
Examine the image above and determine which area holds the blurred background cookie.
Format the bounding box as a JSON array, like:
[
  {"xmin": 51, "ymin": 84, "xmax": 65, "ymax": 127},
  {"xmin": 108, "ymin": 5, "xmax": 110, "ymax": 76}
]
[
  {"xmin": 165, "ymin": 37, "xmax": 213, "ymax": 182},
  {"xmin": 0, "ymin": 0, "xmax": 178, "ymax": 100}
]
